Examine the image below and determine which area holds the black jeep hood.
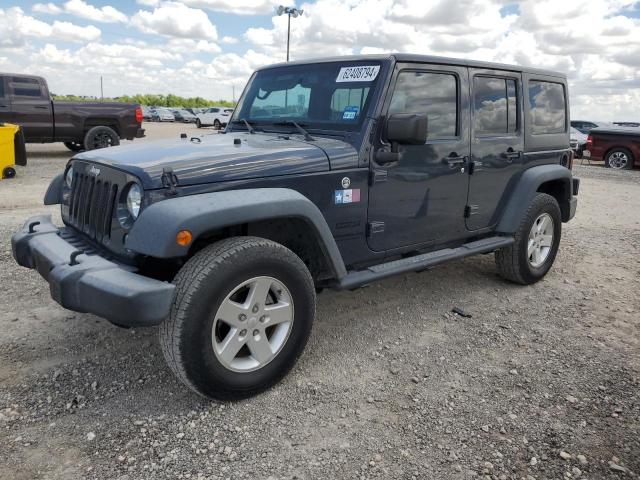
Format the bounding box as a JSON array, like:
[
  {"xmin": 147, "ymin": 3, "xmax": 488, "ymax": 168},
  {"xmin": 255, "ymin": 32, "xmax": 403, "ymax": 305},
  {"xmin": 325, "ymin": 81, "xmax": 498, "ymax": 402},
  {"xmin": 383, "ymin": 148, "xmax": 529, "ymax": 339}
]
[{"xmin": 74, "ymin": 132, "xmax": 354, "ymax": 189}]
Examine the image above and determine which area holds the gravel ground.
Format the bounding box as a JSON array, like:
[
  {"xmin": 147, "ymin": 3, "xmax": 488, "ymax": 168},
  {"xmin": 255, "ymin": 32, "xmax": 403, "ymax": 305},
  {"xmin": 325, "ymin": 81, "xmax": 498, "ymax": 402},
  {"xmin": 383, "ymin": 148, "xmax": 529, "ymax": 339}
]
[{"xmin": 1, "ymin": 123, "xmax": 639, "ymax": 480}]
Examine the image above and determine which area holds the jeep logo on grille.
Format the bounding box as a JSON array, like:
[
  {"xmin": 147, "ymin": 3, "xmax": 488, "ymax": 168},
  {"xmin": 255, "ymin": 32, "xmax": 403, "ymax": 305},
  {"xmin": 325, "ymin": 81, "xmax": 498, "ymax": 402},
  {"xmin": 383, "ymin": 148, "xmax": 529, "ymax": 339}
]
[{"xmin": 88, "ymin": 166, "xmax": 101, "ymax": 176}]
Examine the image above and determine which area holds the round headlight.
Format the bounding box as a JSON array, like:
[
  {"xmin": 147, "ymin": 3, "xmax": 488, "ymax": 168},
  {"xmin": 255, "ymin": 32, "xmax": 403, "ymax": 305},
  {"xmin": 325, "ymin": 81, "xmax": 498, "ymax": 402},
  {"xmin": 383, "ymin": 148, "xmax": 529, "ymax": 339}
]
[
  {"xmin": 65, "ymin": 166, "xmax": 74, "ymax": 188},
  {"xmin": 126, "ymin": 184, "xmax": 142, "ymax": 220}
]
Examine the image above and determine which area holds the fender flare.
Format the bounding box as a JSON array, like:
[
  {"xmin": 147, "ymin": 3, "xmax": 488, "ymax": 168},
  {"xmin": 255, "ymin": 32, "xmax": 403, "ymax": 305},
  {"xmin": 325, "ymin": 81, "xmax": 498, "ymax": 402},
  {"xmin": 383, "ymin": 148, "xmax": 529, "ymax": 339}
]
[
  {"xmin": 496, "ymin": 164, "xmax": 573, "ymax": 234},
  {"xmin": 127, "ymin": 188, "xmax": 348, "ymax": 279},
  {"xmin": 44, "ymin": 173, "xmax": 64, "ymax": 205}
]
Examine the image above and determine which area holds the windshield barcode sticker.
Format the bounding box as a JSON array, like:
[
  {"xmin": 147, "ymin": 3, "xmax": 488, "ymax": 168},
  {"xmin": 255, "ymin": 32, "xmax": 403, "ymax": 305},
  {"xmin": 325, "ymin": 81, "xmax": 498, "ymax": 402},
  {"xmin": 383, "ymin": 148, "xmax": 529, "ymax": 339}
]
[{"xmin": 336, "ymin": 65, "xmax": 380, "ymax": 82}]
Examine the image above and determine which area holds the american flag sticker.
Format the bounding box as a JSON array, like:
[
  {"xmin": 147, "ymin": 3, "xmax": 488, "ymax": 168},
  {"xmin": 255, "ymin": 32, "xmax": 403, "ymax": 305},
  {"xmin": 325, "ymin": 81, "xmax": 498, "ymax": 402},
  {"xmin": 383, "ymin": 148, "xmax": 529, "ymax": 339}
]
[{"xmin": 334, "ymin": 189, "xmax": 361, "ymax": 204}]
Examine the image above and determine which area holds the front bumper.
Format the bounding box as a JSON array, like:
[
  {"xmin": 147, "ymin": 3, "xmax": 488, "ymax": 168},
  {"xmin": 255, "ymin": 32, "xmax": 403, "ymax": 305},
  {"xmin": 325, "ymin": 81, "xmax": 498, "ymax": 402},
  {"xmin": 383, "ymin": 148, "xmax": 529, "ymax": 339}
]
[{"xmin": 11, "ymin": 215, "xmax": 174, "ymax": 327}]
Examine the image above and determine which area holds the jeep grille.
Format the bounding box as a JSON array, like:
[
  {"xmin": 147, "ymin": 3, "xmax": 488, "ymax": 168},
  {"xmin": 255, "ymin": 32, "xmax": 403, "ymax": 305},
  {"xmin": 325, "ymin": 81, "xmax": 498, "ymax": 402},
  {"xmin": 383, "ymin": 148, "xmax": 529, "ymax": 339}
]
[{"xmin": 68, "ymin": 171, "xmax": 118, "ymax": 243}]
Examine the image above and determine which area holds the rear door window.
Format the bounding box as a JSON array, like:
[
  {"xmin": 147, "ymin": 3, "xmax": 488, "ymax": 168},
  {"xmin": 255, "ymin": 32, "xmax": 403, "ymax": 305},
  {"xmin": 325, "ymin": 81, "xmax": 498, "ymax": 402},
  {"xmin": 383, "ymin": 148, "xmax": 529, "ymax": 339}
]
[
  {"xmin": 473, "ymin": 76, "xmax": 518, "ymax": 135},
  {"xmin": 0, "ymin": 77, "xmax": 5, "ymax": 98},
  {"xmin": 528, "ymin": 80, "xmax": 566, "ymax": 134},
  {"xmin": 10, "ymin": 76, "xmax": 43, "ymax": 98}
]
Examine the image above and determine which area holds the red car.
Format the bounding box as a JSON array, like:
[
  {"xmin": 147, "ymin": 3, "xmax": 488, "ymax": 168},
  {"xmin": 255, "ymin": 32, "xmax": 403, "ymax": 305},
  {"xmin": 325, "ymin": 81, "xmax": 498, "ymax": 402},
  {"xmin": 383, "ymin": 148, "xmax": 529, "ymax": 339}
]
[{"xmin": 585, "ymin": 127, "xmax": 640, "ymax": 169}]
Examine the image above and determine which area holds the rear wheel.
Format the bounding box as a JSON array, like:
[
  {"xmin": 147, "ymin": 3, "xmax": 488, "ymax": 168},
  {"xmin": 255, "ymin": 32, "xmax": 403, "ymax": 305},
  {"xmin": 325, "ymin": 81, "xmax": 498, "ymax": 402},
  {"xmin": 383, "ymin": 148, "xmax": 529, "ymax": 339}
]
[
  {"xmin": 495, "ymin": 193, "xmax": 561, "ymax": 285},
  {"xmin": 83, "ymin": 126, "xmax": 120, "ymax": 150},
  {"xmin": 214, "ymin": 119, "xmax": 221, "ymax": 130},
  {"xmin": 196, "ymin": 119, "xmax": 202, "ymax": 128},
  {"xmin": 64, "ymin": 141, "xmax": 84, "ymax": 152},
  {"xmin": 605, "ymin": 148, "xmax": 634, "ymax": 170},
  {"xmin": 159, "ymin": 237, "xmax": 316, "ymax": 400}
]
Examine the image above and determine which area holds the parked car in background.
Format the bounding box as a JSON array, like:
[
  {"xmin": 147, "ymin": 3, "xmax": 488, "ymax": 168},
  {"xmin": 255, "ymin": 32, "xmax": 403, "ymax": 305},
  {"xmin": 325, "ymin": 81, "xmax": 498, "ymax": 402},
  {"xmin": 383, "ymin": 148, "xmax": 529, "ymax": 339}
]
[
  {"xmin": 141, "ymin": 106, "xmax": 154, "ymax": 122},
  {"xmin": 172, "ymin": 108, "xmax": 197, "ymax": 123},
  {"xmin": 570, "ymin": 127, "xmax": 588, "ymax": 158},
  {"xmin": 0, "ymin": 73, "xmax": 144, "ymax": 151},
  {"xmin": 570, "ymin": 120, "xmax": 611, "ymax": 134},
  {"xmin": 196, "ymin": 107, "xmax": 230, "ymax": 129},
  {"xmin": 154, "ymin": 107, "xmax": 175, "ymax": 122},
  {"xmin": 584, "ymin": 126, "xmax": 640, "ymax": 169},
  {"xmin": 613, "ymin": 122, "xmax": 640, "ymax": 127}
]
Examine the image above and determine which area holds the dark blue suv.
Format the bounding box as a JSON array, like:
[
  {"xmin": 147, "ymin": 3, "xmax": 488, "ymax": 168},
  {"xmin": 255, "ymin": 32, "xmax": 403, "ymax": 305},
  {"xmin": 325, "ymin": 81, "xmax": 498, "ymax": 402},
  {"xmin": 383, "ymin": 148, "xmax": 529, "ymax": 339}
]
[{"xmin": 12, "ymin": 54, "xmax": 579, "ymax": 400}]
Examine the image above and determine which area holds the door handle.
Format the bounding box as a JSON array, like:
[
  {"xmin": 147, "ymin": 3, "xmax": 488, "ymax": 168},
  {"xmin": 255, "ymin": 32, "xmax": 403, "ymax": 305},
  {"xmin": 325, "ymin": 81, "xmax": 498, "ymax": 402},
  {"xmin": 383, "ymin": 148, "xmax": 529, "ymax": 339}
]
[
  {"xmin": 443, "ymin": 155, "xmax": 468, "ymax": 167},
  {"xmin": 34, "ymin": 105, "xmax": 48, "ymax": 110},
  {"xmin": 501, "ymin": 149, "xmax": 521, "ymax": 162}
]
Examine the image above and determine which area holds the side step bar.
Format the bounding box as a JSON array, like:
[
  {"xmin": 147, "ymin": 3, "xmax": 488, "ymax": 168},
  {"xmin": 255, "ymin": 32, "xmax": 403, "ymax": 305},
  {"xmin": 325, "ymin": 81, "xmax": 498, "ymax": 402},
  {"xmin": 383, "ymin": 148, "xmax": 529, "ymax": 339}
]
[{"xmin": 336, "ymin": 236, "xmax": 515, "ymax": 290}]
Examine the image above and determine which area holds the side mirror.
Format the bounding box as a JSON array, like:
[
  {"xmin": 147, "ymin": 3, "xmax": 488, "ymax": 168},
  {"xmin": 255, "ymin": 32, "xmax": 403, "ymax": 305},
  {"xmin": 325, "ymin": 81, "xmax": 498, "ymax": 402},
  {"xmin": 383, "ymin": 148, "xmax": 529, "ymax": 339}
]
[
  {"xmin": 376, "ymin": 113, "xmax": 428, "ymax": 164},
  {"xmin": 386, "ymin": 113, "xmax": 428, "ymax": 145}
]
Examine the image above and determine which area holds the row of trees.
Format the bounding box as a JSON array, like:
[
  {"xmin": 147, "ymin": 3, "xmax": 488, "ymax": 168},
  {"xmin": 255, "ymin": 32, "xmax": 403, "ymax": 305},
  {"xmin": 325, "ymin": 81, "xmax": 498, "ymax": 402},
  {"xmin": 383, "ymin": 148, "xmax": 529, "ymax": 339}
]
[{"xmin": 52, "ymin": 93, "xmax": 235, "ymax": 108}]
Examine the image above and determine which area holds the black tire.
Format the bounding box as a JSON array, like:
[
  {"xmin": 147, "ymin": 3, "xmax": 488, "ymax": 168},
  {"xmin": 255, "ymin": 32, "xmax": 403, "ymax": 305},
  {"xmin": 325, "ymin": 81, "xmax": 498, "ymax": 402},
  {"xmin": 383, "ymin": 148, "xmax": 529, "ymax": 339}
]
[
  {"xmin": 196, "ymin": 119, "xmax": 202, "ymax": 128},
  {"xmin": 2, "ymin": 166, "xmax": 16, "ymax": 179},
  {"xmin": 604, "ymin": 147, "xmax": 634, "ymax": 170},
  {"xmin": 83, "ymin": 126, "xmax": 120, "ymax": 151},
  {"xmin": 64, "ymin": 141, "xmax": 84, "ymax": 152},
  {"xmin": 213, "ymin": 119, "xmax": 221, "ymax": 130},
  {"xmin": 495, "ymin": 193, "xmax": 562, "ymax": 285},
  {"xmin": 159, "ymin": 237, "xmax": 316, "ymax": 400}
]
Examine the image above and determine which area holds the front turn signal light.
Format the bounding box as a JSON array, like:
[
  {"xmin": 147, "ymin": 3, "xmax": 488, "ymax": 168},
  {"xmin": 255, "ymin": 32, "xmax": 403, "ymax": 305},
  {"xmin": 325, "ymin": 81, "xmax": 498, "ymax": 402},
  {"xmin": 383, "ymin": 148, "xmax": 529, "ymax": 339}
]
[{"xmin": 176, "ymin": 230, "xmax": 193, "ymax": 247}]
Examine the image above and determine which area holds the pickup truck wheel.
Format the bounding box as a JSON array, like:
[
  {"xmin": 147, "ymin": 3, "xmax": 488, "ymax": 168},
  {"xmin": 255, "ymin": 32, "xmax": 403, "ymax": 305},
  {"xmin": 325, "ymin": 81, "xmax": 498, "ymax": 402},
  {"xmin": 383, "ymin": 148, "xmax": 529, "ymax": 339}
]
[
  {"xmin": 495, "ymin": 193, "xmax": 561, "ymax": 285},
  {"xmin": 214, "ymin": 119, "xmax": 221, "ymax": 130},
  {"xmin": 196, "ymin": 119, "xmax": 202, "ymax": 128},
  {"xmin": 83, "ymin": 126, "xmax": 120, "ymax": 150},
  {"xmin": 605, "ymin": 148, "xmax": 634, "ymax": 170},
  {"xmin": 159, "ymin": 237, "xmax": 316, "ymax": 400},
  {"xmin": 64, "ymin": 141, "xmax": 84, "ymax": 152}
]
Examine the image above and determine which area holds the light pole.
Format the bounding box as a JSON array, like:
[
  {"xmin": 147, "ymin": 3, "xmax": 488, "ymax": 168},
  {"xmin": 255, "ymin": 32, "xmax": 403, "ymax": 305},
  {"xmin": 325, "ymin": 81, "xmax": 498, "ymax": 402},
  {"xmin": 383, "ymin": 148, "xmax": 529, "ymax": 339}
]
[{"xmin": 277, "ymin": 6, "xmax": 304, "ymax": 62}]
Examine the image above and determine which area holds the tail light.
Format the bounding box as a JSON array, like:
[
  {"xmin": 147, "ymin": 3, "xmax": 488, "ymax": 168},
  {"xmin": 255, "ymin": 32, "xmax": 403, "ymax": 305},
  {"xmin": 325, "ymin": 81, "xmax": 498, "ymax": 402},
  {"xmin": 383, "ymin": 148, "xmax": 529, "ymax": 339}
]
[
  {"xmin": 586, "ymin": 133, "xmax": 593, "ymax": 150},
  {"xmin": 135, "ymin": 106, "xmax": 143, "ymax": 123}
]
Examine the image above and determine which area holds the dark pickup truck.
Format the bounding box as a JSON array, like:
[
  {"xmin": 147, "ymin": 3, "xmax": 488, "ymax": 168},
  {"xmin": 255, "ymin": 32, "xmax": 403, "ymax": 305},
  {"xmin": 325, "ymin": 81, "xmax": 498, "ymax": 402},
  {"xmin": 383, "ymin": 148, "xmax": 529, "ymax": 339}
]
[
  {"xmin": 0, "ymin": 74, "xmax": 144, "ymax": 152},
  {"xmin": 584, "ymin": 127, "xmax": 640, "ymax": 169}
]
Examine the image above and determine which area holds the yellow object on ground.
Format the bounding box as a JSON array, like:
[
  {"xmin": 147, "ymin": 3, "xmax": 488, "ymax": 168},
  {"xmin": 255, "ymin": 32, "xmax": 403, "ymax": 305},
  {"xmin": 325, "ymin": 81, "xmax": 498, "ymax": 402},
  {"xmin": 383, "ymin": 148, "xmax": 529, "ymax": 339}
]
[{"xmin": 0, "ymin": 123, "xmax": 27, "ymax": 180}]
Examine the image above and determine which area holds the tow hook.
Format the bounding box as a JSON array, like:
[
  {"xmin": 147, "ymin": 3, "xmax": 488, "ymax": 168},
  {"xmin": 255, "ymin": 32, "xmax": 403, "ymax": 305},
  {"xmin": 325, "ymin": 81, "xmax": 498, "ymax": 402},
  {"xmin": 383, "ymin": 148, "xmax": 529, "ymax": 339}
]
[{"xmin": 69, "ymin": 250, "xmax": 83, "ymax": 266}]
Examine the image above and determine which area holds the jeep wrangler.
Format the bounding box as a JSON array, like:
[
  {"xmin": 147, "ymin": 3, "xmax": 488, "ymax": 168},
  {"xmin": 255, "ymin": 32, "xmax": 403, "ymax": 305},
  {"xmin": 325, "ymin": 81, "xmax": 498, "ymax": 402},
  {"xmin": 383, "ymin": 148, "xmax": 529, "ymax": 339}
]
[{"xmin": 12, "ymin": 55, "xmax": 579, "ymax": 400}]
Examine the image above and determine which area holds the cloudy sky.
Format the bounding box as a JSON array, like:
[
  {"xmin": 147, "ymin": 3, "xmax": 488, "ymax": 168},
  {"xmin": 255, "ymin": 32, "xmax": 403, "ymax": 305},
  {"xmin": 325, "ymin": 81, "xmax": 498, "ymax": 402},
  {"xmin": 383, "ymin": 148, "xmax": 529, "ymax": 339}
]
[{"xmin": 1, "ymin": 0, "xmax": 639, "ymax": 120}]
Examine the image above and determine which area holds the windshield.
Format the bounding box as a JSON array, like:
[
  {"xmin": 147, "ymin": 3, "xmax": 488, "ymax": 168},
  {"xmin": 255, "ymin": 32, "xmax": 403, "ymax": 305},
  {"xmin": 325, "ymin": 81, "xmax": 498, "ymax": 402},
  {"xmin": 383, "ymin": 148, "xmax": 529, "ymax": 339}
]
[{"xmin": 231, "ymin": 61, "xmax": 384, "ymax": 132}]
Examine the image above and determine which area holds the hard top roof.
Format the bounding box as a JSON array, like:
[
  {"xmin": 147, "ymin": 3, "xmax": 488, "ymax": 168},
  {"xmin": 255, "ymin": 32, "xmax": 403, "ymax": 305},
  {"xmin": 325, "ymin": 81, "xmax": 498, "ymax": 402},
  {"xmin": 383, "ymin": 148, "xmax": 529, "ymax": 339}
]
[{"xmin": 256, "ymin": 54, "xmax": 566, "ymax": 79}]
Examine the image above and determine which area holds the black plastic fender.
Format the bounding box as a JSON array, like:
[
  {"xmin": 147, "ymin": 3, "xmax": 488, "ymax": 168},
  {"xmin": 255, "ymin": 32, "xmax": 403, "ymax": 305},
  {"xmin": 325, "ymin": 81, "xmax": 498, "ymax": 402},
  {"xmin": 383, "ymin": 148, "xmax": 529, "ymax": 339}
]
[
  {"xmin": 496, "ymin": 164, "xmax": 573, "ymax": 234},
  {"xmin": 126, "ymin": 188, "xmax": 348, "ymax": 279},
  {"xmin": 44, "ymin": 173, "xmax": 64, "ymax": 205}
]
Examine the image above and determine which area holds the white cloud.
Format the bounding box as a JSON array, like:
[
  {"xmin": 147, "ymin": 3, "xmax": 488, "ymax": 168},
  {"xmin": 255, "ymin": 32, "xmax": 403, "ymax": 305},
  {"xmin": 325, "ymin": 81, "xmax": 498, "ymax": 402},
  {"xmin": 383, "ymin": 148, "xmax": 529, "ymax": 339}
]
[
  {"xmin": 0, "ymin": 6, "xmax": 101, "ymax": 47},
  {"xmin": 132, "ymin": 2, "xmax": 218, "ymax": 39},
  {"xmin": 63, "ymin": 0, "xmax": 127, "ymax": 23},
  {"xmin": 51, "ymin": 21, "xmax": 102, "ymax": 42},
  {"xmin": 181, "ymin": 0, "xmax": 281, "ymax": 15},
  {"xmin": 4, "ymin": 0, "xmax": 640, "ymax": 120},
  {"xmin": 32, "ymin": 2, "xmax": 62, "ymax": 15}
]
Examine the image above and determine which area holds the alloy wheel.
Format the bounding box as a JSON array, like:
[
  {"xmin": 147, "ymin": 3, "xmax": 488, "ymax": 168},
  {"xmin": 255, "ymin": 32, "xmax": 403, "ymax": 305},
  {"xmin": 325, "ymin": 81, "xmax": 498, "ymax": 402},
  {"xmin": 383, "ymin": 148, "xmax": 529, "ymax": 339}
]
[
  {"xmin": 608, "ymin": 151, "xmax": 628, "ymax": 169},
  {"xmin": 212, "ymin": 276, "xmax": 294, "ymax": 372},
  {"xmin": 527, "ymin": 213, "xmax": 554, "ymax": 268}
]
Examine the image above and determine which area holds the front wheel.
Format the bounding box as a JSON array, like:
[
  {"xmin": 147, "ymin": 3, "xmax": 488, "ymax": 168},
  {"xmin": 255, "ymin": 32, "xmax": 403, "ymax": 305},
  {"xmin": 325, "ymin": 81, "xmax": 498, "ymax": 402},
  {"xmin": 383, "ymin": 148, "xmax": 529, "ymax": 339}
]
[
  {"xmin": 196, "ymin": 119, "xmax": 202, "ymax": 128},
  {"xmin": 213, "ymin": 119, "xmax": 221, "ymax": 130},
  {"xmin": 83, "ymin": 126, "xmax": 120, "ymax": 150},
  {"xmin": 605, "ymin": 148, "xmax": 634, "ymax": 170},
  {"xmin": 159, "ymin": 237, "xmax": 316, "ymax": 400},
  {"xmin": 495, "ymin": 193, "xmax": 562, "ymax": 285}
]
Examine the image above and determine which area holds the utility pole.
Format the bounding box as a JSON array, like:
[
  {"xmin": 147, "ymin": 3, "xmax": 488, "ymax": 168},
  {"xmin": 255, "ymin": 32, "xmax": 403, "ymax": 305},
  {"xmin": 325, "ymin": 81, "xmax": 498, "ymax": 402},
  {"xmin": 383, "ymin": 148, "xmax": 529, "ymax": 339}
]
[
  {"xmin": 100, "ymin": 75, "xmax": 104, "ymax": 102},
  {"xmin": 277, "ymin": 6, "xmax": 304, "ymax": 62}
]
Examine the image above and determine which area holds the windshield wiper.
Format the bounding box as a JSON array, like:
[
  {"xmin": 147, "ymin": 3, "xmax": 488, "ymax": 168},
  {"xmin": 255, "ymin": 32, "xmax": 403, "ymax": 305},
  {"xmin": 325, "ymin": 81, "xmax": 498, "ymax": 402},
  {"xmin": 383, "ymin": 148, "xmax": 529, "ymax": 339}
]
[
  {"xmin": 272, "ymin": 120, "xmax": 315, "ymax": 141},
  {"xmin": 230, "ymin": 118, "xmax": 256, "ymax": 134}
]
